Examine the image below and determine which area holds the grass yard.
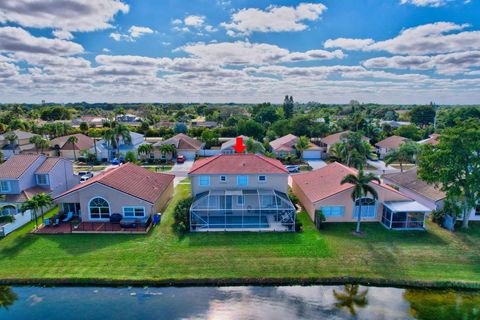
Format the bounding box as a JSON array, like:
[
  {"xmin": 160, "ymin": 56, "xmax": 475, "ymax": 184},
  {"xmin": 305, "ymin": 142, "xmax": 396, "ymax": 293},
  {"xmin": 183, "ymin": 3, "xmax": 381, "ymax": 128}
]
[{"xmin": 1, "ymin": 183, "xmax": 480, "ymax": 286}]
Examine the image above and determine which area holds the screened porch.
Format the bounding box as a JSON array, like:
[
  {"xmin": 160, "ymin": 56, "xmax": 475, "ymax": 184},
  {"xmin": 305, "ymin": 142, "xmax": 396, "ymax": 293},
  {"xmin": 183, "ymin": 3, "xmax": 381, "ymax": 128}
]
[
  {"xmin": 381, "ymin": 201, "xmax": 430, "ymax": 230},
  {"xmin": 190, "ymin": 189, "xmax": 296, "ymax": 232}
]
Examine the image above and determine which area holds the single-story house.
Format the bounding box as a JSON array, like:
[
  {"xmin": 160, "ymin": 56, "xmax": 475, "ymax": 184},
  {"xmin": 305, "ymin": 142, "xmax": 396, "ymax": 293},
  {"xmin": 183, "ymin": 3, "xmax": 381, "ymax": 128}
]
[
  {"xmin": 221, "ymin": 135, "xmax": 260, "ymax": 154},
  {"xmin": 269, "ymin": 134, "xmax": 322, "ymax": 159},
  {"xmin": 291, "ymin": 162, "xmax": 431, "ymax": 230},
  {"xmin": 418, "ymin": 133, "xmax": 441, "ymax": 146},
  {"xmin": 54, "ymin": 163, "xmax": 174, "ymax": 225},
  {"xmin": 188, "ymin": 153, "xmax": 296, "ymax": 231},
  {"xmin": 383, "ymin": 168, "xmax": 480, "ymax": 221},
  {"xmin": 375, "ymin": 135, "xmax": 409, "ymax": 159},
  {"xmin": 95, "ymin": 131, "xmax": 146, "ymax": 161},
  {"xmin": 321, "ymin": 131, "xmax": 370, "ymax": 154},
  {"xmin": 49, "ymin": 133, "xmax": 95, "ymax": 160},
  {"xmin": 153, "ymin": 133, "xmax": 204, "ymax": 160},
  {"xmin": 71, "ymin": 116, "xmax": 107, "ymax": 128},
  {"xmin": 191, "ymin": 121, "xmax": 218, "ymax": 128}
]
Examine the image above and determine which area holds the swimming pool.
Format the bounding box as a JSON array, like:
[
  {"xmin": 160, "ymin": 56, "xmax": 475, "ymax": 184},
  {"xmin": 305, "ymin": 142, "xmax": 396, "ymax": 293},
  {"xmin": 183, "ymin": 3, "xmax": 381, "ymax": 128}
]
[{"xmin": 198, "ymin": 216, "xmax": 270, "ymax": 229}]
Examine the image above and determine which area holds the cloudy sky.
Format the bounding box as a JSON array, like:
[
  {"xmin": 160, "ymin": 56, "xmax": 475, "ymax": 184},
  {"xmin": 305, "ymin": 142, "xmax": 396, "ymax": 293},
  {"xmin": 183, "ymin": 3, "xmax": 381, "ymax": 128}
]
[{"xmin": 0, "ymin": 0, "xmax": 479, "ymax": 104}]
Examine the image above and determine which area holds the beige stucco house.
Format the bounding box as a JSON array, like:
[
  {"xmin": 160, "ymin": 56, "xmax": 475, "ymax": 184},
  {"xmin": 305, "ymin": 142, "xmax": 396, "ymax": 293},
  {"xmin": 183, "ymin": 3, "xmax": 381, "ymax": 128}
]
[
  {"xmin": 188, "ymin": 153, "xmax": 296, "ymax": 232},
  {"xmin": 292, "ymin": 162, "xmax": 430, "ymax": 230},
  {"xmin": 55, "ymin": 163, "xmax": 174, "ymax": 225}
]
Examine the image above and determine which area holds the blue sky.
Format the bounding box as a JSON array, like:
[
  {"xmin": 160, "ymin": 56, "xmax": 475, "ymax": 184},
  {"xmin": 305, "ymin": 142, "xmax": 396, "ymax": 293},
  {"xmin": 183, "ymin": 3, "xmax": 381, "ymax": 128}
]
[{"xmin": 0, "ymin": 0, "xmax": 479, "ymax": 103}]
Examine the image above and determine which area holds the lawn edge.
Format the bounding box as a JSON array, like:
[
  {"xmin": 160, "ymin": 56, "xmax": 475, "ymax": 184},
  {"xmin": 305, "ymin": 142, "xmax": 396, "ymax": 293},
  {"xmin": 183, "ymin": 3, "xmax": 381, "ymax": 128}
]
[{"xmin": 1, "ymin": 276, "xmax": 480, "ymax": 290}]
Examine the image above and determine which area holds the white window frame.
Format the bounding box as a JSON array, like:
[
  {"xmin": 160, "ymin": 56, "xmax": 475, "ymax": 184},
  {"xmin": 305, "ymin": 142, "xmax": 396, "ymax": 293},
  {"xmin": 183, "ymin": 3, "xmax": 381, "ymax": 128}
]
[
  {"xmin": 237, "ymin": 195, "xmax": 244, "ymax": 206},
  {"xmin": 122, "ymin": 206, "xmax": 146, "ymax": 218},
  {"xmin": 219, "ymin": 175, "xmax": 227, "ymax": 183},
  {"xmin": 88, "ymin": 196, "xmax": 111, "ymax": 220},
  {"xmin": 321, "ymin": 206, "xmax": 345, "ymax": 217},
  {"xmin": 36, "ymin": 174, "xmax": 49, "ymax": 186},
  {"xmin": 199, "ymin": 176, "xmax": 210, "ymax": 186},
  {"xmin": 237, "ymin": 175, "xmax": 248, "ymax": 186},
  {"xmin": 0, "ymin": 180, "xmax": 11, "ymax": 192},
  {"xmin": 258, "ymin": 175, "xmax": 267, "ymax": 183}
]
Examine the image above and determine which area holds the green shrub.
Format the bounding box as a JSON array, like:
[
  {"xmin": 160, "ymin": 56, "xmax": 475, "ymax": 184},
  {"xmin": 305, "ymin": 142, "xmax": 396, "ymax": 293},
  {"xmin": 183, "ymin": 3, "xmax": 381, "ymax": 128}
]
[
  {"xmin": 294, "ymin": 215, "xmax": 303, "ymax": 232},
  {"xmin": 0, "ymin": 215, "xmax": 14, "ymax": 224},
  {"xmin": 315, "ymin": 210, "xmax": 326, "ymax": 230},
  {"xmin": 288, "ymin": 187, "xmax": 299, "ymax": 206},
  {"xmin": 173, "ymin": 197, "xmax": 193, "ymax": 234}
]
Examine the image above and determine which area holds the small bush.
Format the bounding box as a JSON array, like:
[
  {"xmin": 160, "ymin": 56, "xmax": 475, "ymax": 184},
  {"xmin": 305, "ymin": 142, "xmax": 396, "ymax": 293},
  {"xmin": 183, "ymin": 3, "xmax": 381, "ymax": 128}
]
[
  {"xmin": 173, "ymin": 197, "xmax": 193, "ymax": 234},
  {"xmin": 0, "ymin": 215, "xmax": 14, "ymax": 224},
  {"xmin": 294, "ymin": 215, "xmax": 303, "ymax": 232},
  {"xmin": 315, "ymin": 210, "xmax": 326, "ymax": 230},
  {"xmin": 288, "ymin": 187, "xmax": 299, "ymax": 206}
]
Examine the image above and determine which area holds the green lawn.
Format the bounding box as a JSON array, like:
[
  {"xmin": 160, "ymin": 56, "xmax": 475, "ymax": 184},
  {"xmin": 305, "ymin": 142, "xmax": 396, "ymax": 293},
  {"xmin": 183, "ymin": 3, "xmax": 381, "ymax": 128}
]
[{"xmin": 1, "ymin": 183, "xmax": 480, "ymax": 286}]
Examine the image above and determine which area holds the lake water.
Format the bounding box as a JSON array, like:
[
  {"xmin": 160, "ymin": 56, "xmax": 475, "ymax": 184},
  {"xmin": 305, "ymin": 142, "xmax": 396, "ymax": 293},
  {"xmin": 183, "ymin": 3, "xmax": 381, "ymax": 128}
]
[{"xmin": 0, "ymin": 285, "xmax": 479, "ymax": 319}]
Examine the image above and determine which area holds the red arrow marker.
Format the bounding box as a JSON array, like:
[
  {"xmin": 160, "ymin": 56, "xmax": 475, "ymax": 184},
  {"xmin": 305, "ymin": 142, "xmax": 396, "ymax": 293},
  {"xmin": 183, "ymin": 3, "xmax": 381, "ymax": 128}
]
[{"xmin": 232, "ymin": 136, "xmax": 246, "ymax": 153}]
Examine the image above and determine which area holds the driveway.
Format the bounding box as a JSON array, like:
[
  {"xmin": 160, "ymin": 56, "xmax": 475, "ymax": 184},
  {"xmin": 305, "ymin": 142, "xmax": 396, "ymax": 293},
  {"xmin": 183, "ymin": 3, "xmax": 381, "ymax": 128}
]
[
  {"xmin": 367, "ymin": 160, "xmax": 399, "ymax": 175},
  {"xmin": 170, "ymin": 160, "xmax": 194, "ymax": 177},
  {"xmin": 307, "ymin": 160, "xmax": 327, "ymax": 170}
]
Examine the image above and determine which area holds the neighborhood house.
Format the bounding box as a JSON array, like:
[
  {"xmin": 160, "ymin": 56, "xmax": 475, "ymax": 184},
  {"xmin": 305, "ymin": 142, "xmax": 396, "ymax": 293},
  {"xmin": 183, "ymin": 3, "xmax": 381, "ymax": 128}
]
[
  {"xmin": 49, "ymin": 133, "xmax": 95, "ymax": 160},
  {"xmin": 54, "ymin": 163, "xmax": 174, "ymax": 232},
  {"xmin": 188, "ymin": 154, "xmax": 296, "ymax": 232},
  {"xmin": 153, "ymin": 133, "xmax": 203, "ymax": 160},
  {"xmin": 269, "ymin": 134, "xmax": 322, "ymax": 159},
  {"xmin": 375, "ymin": 135, "xmax": 409, "ymax": 159},
  {"xmin": 291, "ymin": 162, "xmax": 431, "ymax": 230}
]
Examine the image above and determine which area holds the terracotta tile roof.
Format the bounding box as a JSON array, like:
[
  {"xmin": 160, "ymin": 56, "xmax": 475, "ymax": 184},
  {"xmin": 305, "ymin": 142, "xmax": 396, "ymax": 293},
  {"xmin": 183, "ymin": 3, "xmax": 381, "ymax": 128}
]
[
  {"xmin": 189, "ymin": 154, "xmax": 288, "ymax": 174},
  {"xmin": 35, "ymin": 158, "xmax": 62, "ymax": 174},
  {"xmin": 375, "ymin": 135, "xmax": 408, "ymax": 149},
  {"xmin": 419, "ymin": 133, "xmax": 441, "ymax": 146},
  {"xmin": 4, "ymin": 186, "xmax": 51, "ymax": 203},
  {"xmin": 292, "ymin": 162, "xmax": 404, "ymax": 203},
  {"xmin": 50, "ymin": 133, "xmax": 94, "ymax": 150},
  {"xmin": 55, "ymin": 163, "xmax": 174, "ymax": 204},
  {"xmin": 0, "ymin": 154, "xmax": 43, "ymax": 179},
  {"xmin": 322, "ymin": 131, "xmax": 370, "ymax": 146},
  {"xmin": 269, "ymin": 134, "xmax": 298, "ymax": 151},
  {"xmin": 153, "ymin": 133, "xmax": 203, "ymax": 150},
  {"xmin": 383, "ymin": 169, "xmax": 446, "ymax": 202}
]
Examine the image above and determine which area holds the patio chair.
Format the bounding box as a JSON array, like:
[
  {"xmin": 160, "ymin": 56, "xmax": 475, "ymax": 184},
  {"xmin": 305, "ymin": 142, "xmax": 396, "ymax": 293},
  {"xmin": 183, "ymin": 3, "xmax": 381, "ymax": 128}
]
[
  {"xmin": 43, "ymin": 219, "xmax": 51, "ymax": 227},
  {"xmin": 52, "ymin": 218, "xmax": 60, "ymax": 227},
  {"xmin": 62, "ymin": 212, "xmax": 74, "ymax": 222}
]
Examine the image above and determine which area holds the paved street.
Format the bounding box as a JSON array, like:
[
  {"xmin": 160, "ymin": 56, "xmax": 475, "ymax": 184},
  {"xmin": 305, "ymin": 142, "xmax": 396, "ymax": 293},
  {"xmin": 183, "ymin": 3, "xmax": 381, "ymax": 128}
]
[{"xmin": 307, "ymin": 159, "xmax": 327, "ymax": 170}]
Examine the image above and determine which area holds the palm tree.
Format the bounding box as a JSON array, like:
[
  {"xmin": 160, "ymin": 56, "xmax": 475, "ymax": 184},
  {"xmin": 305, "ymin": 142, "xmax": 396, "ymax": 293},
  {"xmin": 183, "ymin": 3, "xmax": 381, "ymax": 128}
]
[
  {"xmin": 66, "ymin": 135, "xmax": 79, "ymax": 161},
  {"xmin": 384, "ymin": 142, "xmax": 420, "ymax": 172},
  {"xmin": 5, "ymin": 133, "xmax": 17, "ymax": 148},
  {"xmin": 138, "ymin": 143, "xmax": 153, "ymax": 162},
  {"xmin": 88, "ymin": 130, "xmax": 102, "ymax": 161},
  {"xmin": 30, "ymin": 136, "xmax": 50, "ymax": 154},
  {"xmin": 333, "ymin": 285, "xmax": 369, "ymax": 316},
  {"xmin": 341, "ymin": 169, "xmax": 380, "ymax": 234},
  {"xmin": 158, "ymin": 144, "xmax": 176, "ymax": 160},
  {"xmin": 112, "ymin": 123, "xmax": 131, "ymax": 158},
  {"xmin": 102, "ymin": 128, "xmax": 115, "ymax": 161},
  {"xmin": 296, "ymin": 136, "xmax": 310, "ymax": 161},
  {"xmin": 34, "ymin": 193, "xmax": 53, "ymax": 220},
  {"xmin": 0, "ymin": 286, "xmax": 18, "ymax": 310},
  {"xmin": 21, "ymin": 198, "xmax": 40, "ymax": 230}
]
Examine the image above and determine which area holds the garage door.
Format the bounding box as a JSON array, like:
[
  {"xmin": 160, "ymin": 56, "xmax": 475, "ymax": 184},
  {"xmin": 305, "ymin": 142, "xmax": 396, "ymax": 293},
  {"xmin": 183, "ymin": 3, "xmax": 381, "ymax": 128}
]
[
  {"xmin": 179, "ymin": 151, "xmax": 196, "ymax": 160},
  {"xmin": 303, "ymin": 150, "xmax": 322, "ymax": 160}
]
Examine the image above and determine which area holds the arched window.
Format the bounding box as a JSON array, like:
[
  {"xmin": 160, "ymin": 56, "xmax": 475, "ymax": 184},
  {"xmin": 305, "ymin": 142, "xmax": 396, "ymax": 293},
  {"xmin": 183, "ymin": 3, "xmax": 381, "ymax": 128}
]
[
  {"xmin": 89, "ymin": 197, "xmax": 110, "ymax": 219},
  {"xmin": 353, "ymin": 197, "xmax": 377, "ymax": 219}
]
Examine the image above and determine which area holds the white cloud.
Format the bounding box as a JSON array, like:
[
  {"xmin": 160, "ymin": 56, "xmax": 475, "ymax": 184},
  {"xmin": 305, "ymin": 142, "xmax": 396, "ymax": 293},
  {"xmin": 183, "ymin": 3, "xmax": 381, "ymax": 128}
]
[
  {"xmin": 0, "ymin": 0, "xmax": 129, "ymax": 32},
  {"xmin": 102, "ymin": 48, "xmax": 111, "ymax": 53},
  {"xmin": 52, "ymin": 30, "xmax": 74, "ymax": 40},
  {"xmin": 400, "ymin": 0, "xmax": 451, "ymax": 7},
  {"xmin": 110, "ymin": 25, "xmax": 154, "ymax": 41},
  {"xmin": 173, "ymin": 15, "xmax": 218, "ymax": 34},
  {"xmin": 0, "ymin": 27, "xmax": 83, "ymax": 56},
  {"xmin": 184, "ymin": 15, "xmax": 205, "ymax": 27},
  {"xmin": 325, "ymin": 22, "xmax": 480, "ymax": 55},
  {"xmin": 178, "ymin": 41, "xmax": 344, "ymax": 66},
  {"xmin": 324, "ymin": 38, "xmax": 374, "ymax": 50},
  {"xmin": 222, "ymin": 2, "xmax": 327, "ymax": 36}
]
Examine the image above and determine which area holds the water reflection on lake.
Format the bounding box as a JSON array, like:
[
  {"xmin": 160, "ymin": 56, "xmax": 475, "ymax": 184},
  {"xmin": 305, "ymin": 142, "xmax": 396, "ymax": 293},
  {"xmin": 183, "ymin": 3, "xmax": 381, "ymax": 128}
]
[{"xmin": 0, "ymin": 284, "xmax": 479, "ymax": 319}]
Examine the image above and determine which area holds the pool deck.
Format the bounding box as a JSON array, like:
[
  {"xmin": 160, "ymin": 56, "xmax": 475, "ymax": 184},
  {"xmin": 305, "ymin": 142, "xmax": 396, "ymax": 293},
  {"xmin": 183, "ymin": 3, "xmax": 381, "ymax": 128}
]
[{"xmin": 33, "ymin": 221, "xmax": 152, "ymax": 234}]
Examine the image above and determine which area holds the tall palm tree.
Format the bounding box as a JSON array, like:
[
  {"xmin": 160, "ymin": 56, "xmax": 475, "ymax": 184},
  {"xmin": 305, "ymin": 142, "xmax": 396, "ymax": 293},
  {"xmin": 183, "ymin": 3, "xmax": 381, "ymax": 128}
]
[
  {"xmin": 21, "ymin": 198, "xmax": 40, "ymax": 230},
  {"xmin": 66, "ymin": 135, "xmax": 79, "ymax": 161},
  {"xmin": 88, "ymin": 130, "xmax": 102, "ymax": 161},
  {"xmin": 112, "ymin": 124, "xmax": 131, "ymax": 158},
  {"xmin": 138, "ymin": 143, "xmax": 153, "ymax": 162},
  {"xmin": 333, "ymin": 285, "xmax": 369, "ymax": 316},
  {"xmin": 102, "ymin": 128, "xmax": 115, "ymax": 161},
  {"xmin": 296, "ymin": 136, "xmax": 310, "ymax": 161},
  {"xmin": 341, "ymin": 169, "xmax": 380, "ymax": 234},
  {"xmin": 34, "ymin": 193, "xmax": 53, "ymax": 220}
]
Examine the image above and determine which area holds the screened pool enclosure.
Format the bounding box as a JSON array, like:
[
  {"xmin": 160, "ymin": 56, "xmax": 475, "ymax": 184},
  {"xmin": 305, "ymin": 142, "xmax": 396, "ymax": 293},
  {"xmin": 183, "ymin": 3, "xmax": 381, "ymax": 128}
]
[{"xmin": 190, "ymin": 189, "xmax": 296, "ymax": 231}]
